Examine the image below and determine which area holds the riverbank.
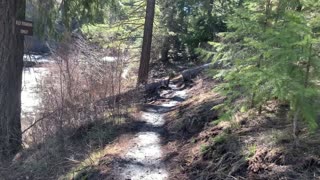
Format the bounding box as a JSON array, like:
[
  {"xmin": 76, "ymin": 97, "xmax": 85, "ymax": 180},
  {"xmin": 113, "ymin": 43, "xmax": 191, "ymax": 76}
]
[{"xmin": 23, "ymin": 54, "xmax": 52, "ymax": 67}]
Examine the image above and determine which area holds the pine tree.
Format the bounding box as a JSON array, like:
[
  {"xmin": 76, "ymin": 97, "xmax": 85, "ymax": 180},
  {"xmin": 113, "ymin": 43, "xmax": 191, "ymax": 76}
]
[
  {"xmin": 210, "ymin": 0, "xmax": 320, "ymax": 142},
  {"xmin": 137, "ymin": 0, "xmax": 156, "ymax": 85}
]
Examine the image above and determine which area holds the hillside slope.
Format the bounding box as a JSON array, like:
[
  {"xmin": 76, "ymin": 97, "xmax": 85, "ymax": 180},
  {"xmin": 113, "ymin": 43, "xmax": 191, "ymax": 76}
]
[{"xmin": 163, "ymin": 74, "xmax": 320, "ymax": 180}]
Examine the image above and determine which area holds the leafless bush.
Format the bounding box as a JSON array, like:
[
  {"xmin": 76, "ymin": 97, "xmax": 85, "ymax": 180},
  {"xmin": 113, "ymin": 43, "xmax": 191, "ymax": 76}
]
[{"xmin": 23, "ymin": 33, "xmax": 134, "ymax": 148}]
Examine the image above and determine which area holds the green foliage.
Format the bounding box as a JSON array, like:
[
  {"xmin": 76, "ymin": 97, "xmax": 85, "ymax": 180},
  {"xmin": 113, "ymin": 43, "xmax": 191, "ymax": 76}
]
[
  {"xmin": 211, "ymin": 132, "xmax": 228, "ymax": 145},
  {"xmin": 207, "ymin": 0, "xmax": 320, "ymax": 131},
  {"xmin": 156, "ymin": 0, "xmax": 241, "ymax": 61},
  {"xmin": 77, "ymin": 0, "xmax": 147, "ymax": 61},
  {"xmin": 31, "ymin": 0, "xmax": 118, "ymax": 39},
  {"xmin": 245, "ymin": 144, "xmax": 257, "ymax": 160},
  {"xmin": 200, "ymin": 144, "xmax": 210, "ymax": 154}
]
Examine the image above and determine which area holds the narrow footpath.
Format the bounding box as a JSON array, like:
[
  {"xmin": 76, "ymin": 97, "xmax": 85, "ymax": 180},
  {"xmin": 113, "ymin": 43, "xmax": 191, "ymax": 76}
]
[{"xmin": 111, "ymin": 83, "xmax": 188, "ymax": 180}]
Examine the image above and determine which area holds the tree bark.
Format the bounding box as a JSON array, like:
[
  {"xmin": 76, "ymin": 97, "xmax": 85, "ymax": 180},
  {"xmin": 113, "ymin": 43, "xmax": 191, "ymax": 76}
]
[
  {"xmin": 160, "ymin": 36, "xmax": 170, "ymax": 63},
  {"xmin": 137, "ymin": 0, "xmax": 156, "ymax": 85},
  {"xmin": 160, "ymin": 2, "xmax": 175, "ymax": 63},
  {"xmin": 207, "ymin": 0, "xmax": 215, "ymax": 40},
  {"xmin": 0, "ymin": 0, "xmax": 25, "ymax": 158},
  {"xmin": 293, "ymin": 108, "xmax": 300, "ymax": 147}
]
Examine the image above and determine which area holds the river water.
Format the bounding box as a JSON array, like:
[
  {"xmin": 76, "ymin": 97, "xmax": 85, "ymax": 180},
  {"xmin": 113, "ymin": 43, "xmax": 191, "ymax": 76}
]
[
  {"xmin": 21, "ymin": 55, "xmax": 127, "ymax": 131},
  {"xmin": 21, "ymin": 56, "xmax": 49, "ymax": 130},
  {"xmin": 22, "ymin": 68, "xmax": 46, "ymax": 116}
]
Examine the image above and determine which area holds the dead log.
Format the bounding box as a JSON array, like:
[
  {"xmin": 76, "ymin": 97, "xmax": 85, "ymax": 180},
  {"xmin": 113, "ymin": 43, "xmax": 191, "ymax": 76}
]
[
  {"xmin": 81, "ymin": 63, "xmax": 216, "ymax": 105},
  {"xmin": 96, "ymin": 78, "xmax": 171, "ymax": 106},
  {"xmin": 181, "ymin": 63, "xmax": 215, "ymax": 81},
  {"xmin": 22, "ymin": 63, "xmax": 217, "ymax": 134},
  {"xmin": 144, "ymin": 78, "xmax": 170, "ymax": 94},
  {"xmin": 144, "ymin": 63, "xmax": 216, "ymax": 93}
]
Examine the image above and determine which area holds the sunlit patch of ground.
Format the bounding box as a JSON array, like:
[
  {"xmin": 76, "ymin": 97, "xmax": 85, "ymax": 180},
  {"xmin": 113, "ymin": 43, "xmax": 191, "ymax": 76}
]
[
  {"xmin": 162, "ymin": 75, "xmax": 320, "ymax": 180},
  {"xmin": 63, "ymin": 134, "xmax": 133, "ymax": 179}
]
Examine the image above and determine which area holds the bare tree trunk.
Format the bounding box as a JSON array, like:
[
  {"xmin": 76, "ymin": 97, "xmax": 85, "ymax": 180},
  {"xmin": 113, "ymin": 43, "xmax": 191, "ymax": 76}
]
[
  {"xmin": 160, "ymin": 2, "xmax": 175, "ymax": 63},
  {"xmin": 293, "ymin": 108, "xmax": 300, "ymax": 147},
  {"xmin": 207, "ymin": 0, "xmax": 215, "ymax": 40},
  {"xmin": 0, "ymin": 0, "xmax": 25, "ymax": 158},
  {"xmin": 137, "ymin": 0, "xmax": 156, "ymax": 85},
  {"xmin": 160, "ymin": 36, "xmax": 170, "ymax": 63}
]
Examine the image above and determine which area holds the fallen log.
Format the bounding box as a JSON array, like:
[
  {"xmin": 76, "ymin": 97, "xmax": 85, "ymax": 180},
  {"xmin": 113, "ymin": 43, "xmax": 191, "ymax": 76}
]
[
  {"xmin": 144, "ymin": 78, "xmax": 170, "ymax": 94},
  {"xmin": 22, "ymin": 63, "xmax": 216, "ymax": 134},
  {"xmin": 145, "ymin": 63, "xmax": 216, "ymax": 93},
  {"xmin": 181, "ymin": 63, "xmax": 215, "ymax": 81}
]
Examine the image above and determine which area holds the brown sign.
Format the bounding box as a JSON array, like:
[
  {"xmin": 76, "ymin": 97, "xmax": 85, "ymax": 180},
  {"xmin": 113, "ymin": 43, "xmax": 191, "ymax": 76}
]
[{"xmin": 16, "ymin": 20, "xmax": 33, "ymax": 36}]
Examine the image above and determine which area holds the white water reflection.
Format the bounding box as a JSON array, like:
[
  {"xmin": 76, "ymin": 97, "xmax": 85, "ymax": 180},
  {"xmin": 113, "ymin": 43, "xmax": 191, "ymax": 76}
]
[{"xmin": 21, "ymin": 65, "xmax": 48, "ymax": 132}]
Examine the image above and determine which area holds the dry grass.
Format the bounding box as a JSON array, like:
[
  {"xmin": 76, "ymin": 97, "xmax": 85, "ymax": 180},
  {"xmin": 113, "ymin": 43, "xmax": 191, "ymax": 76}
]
[
  {"xmin": 0, "ymin": 33, "xmax": 141, "ymax": 180},
  {"xmin": 165, "ymin": 77, "xmax": 222, "ymax": 134},
  {"xmin": 162, "ymin": 74, "xmax": 320, "ymax": 180},
  {"xmin": 63, "ymin": 133, "xmax": 134, "ymax": 180}
]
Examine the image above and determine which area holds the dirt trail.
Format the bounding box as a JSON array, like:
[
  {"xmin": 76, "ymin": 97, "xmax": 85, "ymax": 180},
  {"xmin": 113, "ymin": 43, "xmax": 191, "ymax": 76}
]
[{"xmin": 111, "ymin": 83, "xmax": 188, "ymax": 180}]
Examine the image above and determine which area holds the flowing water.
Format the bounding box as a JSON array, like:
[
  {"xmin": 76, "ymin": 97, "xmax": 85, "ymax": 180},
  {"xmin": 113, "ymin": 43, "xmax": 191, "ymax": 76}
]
[
  {"xmin": 21, "ymin": 68, "xmax": 46, "ymax": 116},
  {"xmin": 21, "ymin": 62, "xmax": 48, "ymax": 131},
  {"xmin": 21, "ymin": 55, "xmax": 122, "ymax": 130}
]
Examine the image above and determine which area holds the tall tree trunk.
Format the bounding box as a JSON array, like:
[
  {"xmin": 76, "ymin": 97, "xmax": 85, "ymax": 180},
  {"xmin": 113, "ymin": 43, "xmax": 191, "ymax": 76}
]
[
  {"xmin": 160, "ymin": 36, "xmax": 170, "ymax": 63},
  {"xmin": 207, "ymin": 0, "xmax": 215, "ymax": 40},
  {"xmin": 160, "ymin": 2, "xmax": 175, "ymax": 63},
  {"xmin": 293, "ymin": 107, "xmax": 300, "ymax": 147},
  {"xmin": 137, "ymin": 0, "xmax": 156, "ymax": 85},
  {"xmin": 0, "ymin": 0, "xmax": 25, "ymax": 159}
]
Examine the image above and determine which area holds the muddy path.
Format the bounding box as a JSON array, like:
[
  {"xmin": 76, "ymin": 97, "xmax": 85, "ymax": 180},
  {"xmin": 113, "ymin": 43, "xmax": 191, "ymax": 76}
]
[{"xmin": 109, "ymin": 83, "xmax": 188, "ymax": 180}]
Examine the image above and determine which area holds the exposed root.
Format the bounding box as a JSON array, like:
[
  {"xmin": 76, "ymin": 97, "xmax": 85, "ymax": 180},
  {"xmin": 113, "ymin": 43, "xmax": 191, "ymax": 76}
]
[
  {"xmin": 206, "ymin": 152, "xmax": 235, "ymax": 171},
  {"xmin": 228, "ymin": 158, "xmax": 247, "ymax": 176}
]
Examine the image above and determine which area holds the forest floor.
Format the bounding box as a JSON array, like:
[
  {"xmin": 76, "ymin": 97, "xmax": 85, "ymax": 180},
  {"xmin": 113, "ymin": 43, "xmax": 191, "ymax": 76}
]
[
  {"xmin": 2, "ymin": 62, "xmax": 320, "ymax": 180},
  {"xmin": 73, "ymin": 70, "xmax": 320, "ymax": 180},
  {"xmin": 160, "ymin": 75, "xmax": 320, "ymax": 180}
]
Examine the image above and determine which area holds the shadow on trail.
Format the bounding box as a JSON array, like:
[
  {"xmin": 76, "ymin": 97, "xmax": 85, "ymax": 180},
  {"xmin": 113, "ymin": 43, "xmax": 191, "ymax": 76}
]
[
  {"xmin": 161, "ymin": 98, "xmax": 223, "ymax": 144},
  {"xmin": 99, "ymin": 83, "xmax": 190, "ymax": 180},
  {"xmin": 2, "ymin": 110, "xmax": 170, "ymax": 180},
  {"xmin": 142, "ymin": 104, "xmax": 176, "ymax": 114}
]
